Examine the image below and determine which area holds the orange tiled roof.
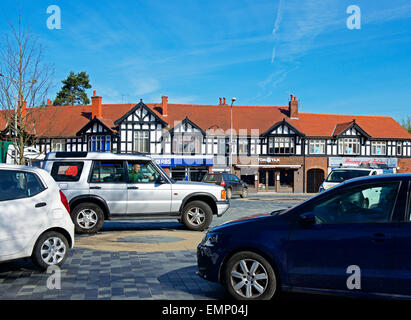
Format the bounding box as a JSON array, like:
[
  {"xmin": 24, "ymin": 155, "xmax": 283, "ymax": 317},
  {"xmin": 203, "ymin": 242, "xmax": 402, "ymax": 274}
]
[{"xmin": 1, "ymin": 101, "xmax": 410, "ymax": 140}]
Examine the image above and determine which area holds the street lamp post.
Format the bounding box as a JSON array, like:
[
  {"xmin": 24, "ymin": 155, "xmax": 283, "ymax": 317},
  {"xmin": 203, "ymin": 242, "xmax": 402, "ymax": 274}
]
[{"xmin": 230, "ymin": 97, "xmax": 236, "ymax": 174}]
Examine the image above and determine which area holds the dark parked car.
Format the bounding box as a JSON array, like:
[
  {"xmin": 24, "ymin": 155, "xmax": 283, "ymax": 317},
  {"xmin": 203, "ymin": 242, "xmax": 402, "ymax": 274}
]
[
  {"xmin": 202, "ymin": 173, "xmax": 248, "ymax": 199},
  {"xmin": 198, "ymin": 173, "xmax": 411, "ymax": 300}
]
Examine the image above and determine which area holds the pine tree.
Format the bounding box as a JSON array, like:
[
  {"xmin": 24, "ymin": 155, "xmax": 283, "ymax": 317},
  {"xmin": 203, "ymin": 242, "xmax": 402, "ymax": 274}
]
[{"xmin": 53, "ymin": 71, "xmax": 92, "ymax": 106}]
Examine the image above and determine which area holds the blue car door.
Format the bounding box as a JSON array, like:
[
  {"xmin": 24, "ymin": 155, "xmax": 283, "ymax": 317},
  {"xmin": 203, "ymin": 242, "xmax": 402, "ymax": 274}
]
[
  {"xmin": 394, "ymin": 180, "xmax": 411, "ymax": 296},
  {"xmin": 287, "ymin": 180, "xmax": 401, "ymax": 294}
]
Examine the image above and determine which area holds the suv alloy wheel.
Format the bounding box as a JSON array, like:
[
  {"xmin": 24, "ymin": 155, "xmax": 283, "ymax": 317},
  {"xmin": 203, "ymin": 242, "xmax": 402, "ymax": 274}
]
[
  {"xmin": 181, "ymin": 200, "xmax": 213, "ymax": 231},
  {"xmin": 71, "ymin": 202, "xmax": 104, "ymax": 234}
]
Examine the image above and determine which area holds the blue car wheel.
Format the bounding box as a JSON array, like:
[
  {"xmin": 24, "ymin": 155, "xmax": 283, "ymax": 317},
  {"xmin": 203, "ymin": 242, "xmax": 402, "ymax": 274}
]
[{"xmin": 224, "ymin": 251, "xmax": 278, "ymax": 300}]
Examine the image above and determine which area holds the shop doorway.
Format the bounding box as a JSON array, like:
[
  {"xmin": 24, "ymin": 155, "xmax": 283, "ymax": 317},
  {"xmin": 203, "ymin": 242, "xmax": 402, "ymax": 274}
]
[
  {"xmin": 258, "ymin": 169, "xmax": 275, "ymax": 191},
  {"xmin": 307, "ymin": 168, "xmax": 324, "ymax": 193}
]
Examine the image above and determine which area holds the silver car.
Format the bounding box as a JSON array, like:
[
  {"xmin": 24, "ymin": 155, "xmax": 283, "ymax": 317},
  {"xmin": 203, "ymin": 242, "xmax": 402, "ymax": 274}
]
[{"xmin": 42, "ymin": 152, "xmax": 229, "ymax": 234}]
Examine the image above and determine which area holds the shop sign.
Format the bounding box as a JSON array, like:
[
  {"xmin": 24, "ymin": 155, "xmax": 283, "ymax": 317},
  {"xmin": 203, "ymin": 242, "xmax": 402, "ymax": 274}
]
[
  {"xmin": 329, "ymin": 157, "xmax": 397, "ymax": 168},
  {"xmin": 258, "ymin": 157, "xmax": 280, "ymax": 164},
  {"xmin": 154, "ymin": 157, "xmax": 213, "ymax": 167}
]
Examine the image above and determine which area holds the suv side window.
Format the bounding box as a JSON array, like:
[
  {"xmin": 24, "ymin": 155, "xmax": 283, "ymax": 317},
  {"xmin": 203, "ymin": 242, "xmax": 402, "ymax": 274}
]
[
  {"xmin": 51, "ymin": 161, "xmax": 84, "ymax": 182},
  {"xmin": 90, "ymin": 161, "xmax": 125, "ymax": 183},
  {"xmin": 230, "ymin": 175, "xmax": 240, "ymax": 182},
  {"xmin": 0, "ymin": 170, "xmax": 45, "ymax": 201},
  {"xmin": 304, "ymin": 181, "xmax": 400, "ymax": 224},
  {"xmin": 127, "ymin": 161, "xmax": 161, "ymax": 183}
]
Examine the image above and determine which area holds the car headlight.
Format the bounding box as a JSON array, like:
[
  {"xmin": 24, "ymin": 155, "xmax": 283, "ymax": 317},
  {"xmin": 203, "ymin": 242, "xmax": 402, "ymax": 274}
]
[{"xmin": 202, "ymin": 232, "xmax": 220, "ymax": 247}]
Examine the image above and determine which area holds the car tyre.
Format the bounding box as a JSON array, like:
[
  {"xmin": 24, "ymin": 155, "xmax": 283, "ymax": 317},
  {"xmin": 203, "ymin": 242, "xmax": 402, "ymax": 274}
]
[
  {"xmin": 240, "ymin": 187, "xmax": 248, "ymax": 198},
  {"xmin": 32, "ymin": 231, "xmax": 69, "ymax": 271},
  {"xmin": 224, "ymin": 251, "xmax": 278, "ymax": 300},
  {"xmin": 182, "ymin": 200, "xmax": 213, "ymax": 231},
  {"xmin": 71, "ymin": 202, "xmax": 104, "ymax": 234}
]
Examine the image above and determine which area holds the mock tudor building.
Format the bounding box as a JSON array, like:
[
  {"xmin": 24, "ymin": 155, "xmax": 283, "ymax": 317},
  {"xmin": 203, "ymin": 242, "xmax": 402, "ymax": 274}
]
[{"xmin": 1, "ymin": 91, "xmax": 410, "ymax": 193}]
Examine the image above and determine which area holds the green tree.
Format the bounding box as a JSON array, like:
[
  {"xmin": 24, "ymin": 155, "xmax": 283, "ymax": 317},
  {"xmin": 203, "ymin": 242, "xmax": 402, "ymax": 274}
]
[
  {"xmin": 53, "ymin": 71, "xmax": 92, "ymax": 106},
  {"xmin": 401, "ymin": 116, "xmax": 411, "ymax": 134}
]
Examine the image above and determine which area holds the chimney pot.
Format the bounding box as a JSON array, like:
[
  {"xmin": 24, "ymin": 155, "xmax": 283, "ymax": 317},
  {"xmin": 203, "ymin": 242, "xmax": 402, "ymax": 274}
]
[
  {"xmin": 223, "ymin": 97, "xmax": 226, "ymax": 105},
  {"xmin": 93, "ymin": 90, "xmax": 96, "ymax": 96},
  {"xmin": 219, "ymin": 97, "xmax": 222, "ymax": 105}
]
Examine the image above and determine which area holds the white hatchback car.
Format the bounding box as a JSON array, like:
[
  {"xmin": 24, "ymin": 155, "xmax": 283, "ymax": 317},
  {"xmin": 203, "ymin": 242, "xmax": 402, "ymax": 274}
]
[{"xmin": 0, "ymin": 165, "xmax": 74, "ymax": 270}]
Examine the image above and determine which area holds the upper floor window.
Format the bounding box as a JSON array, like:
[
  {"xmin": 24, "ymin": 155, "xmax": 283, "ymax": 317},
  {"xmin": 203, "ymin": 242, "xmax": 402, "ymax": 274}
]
[
  {"xmin": 397, "ymin": 142, "xmax": 402, "ymax": 156},
  {"xmin": 91, "ymin": 135, "xmax": 111, "ymax": 152},
  {"xmin": 52, "ymin": 139, "xmax": 65, "ymax": 152},
  {"xmin": 309, "ymin": 140, "xmax": 325, "ymax": 154},
  {"xmin": 338, "ymin": 138, "xmax": 360, "ymax": 155},
  {"xmin": 217, "ymin": 138, "xmax": 227, "ymax": 155},
  {"xmin": 371, "ymin": 141, "xmax": 386, "ymax": 156},
  {"xmin": 134, "ymin": 131, "xmax": 149, "ymax": 153},
  {"xmin": 238, "ymin": 138, "xmax": 248, "ymax": 154},
  {"xmin": 173, "ymin": 134, "xmax": 201, "ymax": 154},
  {"xmin": 268, "ymin": 137, "xmax": 294, "ymax": 154}
]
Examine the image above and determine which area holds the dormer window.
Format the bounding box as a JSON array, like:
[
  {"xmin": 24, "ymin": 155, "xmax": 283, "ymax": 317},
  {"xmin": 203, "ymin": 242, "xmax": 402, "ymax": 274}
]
[{"xmin": 338, "ymin": 138, "xmax": 360, "ymax": 155}]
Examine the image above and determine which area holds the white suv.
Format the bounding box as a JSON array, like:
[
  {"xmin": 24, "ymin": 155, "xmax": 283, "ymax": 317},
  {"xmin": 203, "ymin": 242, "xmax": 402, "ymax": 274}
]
[
  {"xmin": 43, "ymin": 152, "xmax": 229, "ymax": 234},
  {"xmin": 0, "ymin": 165, "xmax": 74, "ymax": 270}
]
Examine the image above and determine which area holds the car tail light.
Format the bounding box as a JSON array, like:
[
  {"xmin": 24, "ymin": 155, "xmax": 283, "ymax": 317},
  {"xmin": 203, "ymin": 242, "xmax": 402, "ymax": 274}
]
[
  {"xmin": 220, "ymin": 179, "xmax": 226, "ymax": 187},
  {"xmin": 59, "ymin": 190, "xmax": 70, "ymax": 214},
  {"xmin": 221, "ymin": 189, "xmax": 226, "ymax": 200}
]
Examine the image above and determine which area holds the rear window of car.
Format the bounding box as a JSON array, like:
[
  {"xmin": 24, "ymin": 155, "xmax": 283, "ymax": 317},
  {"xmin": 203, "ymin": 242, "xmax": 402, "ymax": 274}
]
[
  {"xmin": 202, "ymin": 174, "xmax": 222, "ymax": 182},
  {"xmin": 325, "ymin": 169, "xmax": 371, "ymax": 183},
  {"xmin": 0, "ymin": 170, "xmax": 45, "ymax": 201},
  {"xmin": 51, "ymin": 162, "xmax": 84, "ymax": 182}
]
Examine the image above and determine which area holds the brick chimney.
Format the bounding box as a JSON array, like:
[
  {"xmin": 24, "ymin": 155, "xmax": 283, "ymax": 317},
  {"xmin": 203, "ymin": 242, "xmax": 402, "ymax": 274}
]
[
  {"xmin": 91, "ymin": 90, "xmax": 102, "ymax": 118},
  {"xmin": 19, "ymin": 100, "xmax": 27, "ymax": 118},
  {"xmin": 289, "ymin": 94, "xmax": 298, "ymax": 119},
  {"xmin": 161, "ymin": 96, "xmax": 168, "ymax": 116}
]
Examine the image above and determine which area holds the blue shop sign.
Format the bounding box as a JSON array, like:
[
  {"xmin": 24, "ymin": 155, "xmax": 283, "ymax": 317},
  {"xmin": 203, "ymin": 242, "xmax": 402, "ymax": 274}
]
[{"xmin": 154, "ymin": 157, "xmax": 213, "ymax": 167}]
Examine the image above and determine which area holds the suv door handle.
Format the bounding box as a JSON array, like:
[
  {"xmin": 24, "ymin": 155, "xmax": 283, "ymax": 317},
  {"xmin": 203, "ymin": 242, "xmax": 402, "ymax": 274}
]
[
  {"xmin": 35, "ymin": 202, "xmax": 47, "ymax": 208},
  {"xmin": 371, "ymin": 233, "xmax": 385, "ymax": 242},
  {"xmin": 127, "ymin": 186, "xmax": 139, "ymax": 190},
  {"xmin": 90, "ymin": 186, "xmax": 101, "ymax": 189}
]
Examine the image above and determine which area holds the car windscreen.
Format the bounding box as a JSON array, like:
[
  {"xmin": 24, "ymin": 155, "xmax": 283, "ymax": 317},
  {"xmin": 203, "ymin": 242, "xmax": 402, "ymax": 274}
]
[
  {"xmin": 202, "ymin": 174, "xmax": 221, "ymax": 182},
  {"xmin": 325, "ymin": 169, "xmax": 371, "ymax": 183}
]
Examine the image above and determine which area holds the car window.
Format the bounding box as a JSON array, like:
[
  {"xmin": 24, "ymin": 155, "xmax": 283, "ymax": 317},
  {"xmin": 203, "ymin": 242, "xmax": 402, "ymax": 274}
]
[
  {"xmin": 325, "ymin": 170, "xmax": 371, "ymax": 182},
  {"xmin": 127, "ymin": 161, "xmax": 161, "ymax": 183},
  {"xmin": 0, "ymin": 170, "xmax": 45, "ymax": 201},
  {"xmin": 51, "ymin": 161, "xmax": 84, "ymax": 182},
  {"xmin": 305, "ymin": 181, "xmax": 400, "ymax": 224},
  {"xmin": 90, "ymin": 161, "xmax": 125, "ymax": 183},
  {"xmin": 230, "ymin": 175, "xmax": 240, "ymax": 182},
  {"xmin": 202, "ymin": 174, "xmax": 221, "ymax": 182}
]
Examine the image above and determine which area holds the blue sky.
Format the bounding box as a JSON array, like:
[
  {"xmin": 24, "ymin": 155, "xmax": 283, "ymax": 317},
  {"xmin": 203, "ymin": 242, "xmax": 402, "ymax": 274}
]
[{"xmin": 1, "ymin": 0, "xmax": 410, "ymax": 121}]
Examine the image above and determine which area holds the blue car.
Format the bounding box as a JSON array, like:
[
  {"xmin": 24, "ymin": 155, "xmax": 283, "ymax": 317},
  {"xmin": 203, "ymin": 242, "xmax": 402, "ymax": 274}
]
[{"xmin": 197, "ymin": 173, "xmax": 411, "ymax": 300}]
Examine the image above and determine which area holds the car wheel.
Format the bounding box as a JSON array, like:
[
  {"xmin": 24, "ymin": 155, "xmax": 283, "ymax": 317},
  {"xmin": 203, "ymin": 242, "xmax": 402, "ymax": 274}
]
[
  {"xmin": 32, "ymin": 231, "xmax": 69, "ymax": 271},
  {"xmin": 182, "ymin": 200, "xmax": 213, "ymax": 231},
  {"xmin": 240, "ymin": 187, "xmax": 248, "ymax": 198},
  {"xmin": 226, "ymin": 188, "xmax": 232, "ymax": 200},
  {"xmin": 71, "ymin": 202, "xmax": 104, "ymax": 234},
  {"xmin": 224, "ymin": 251, "xmax": 278, "ymax": 300}
]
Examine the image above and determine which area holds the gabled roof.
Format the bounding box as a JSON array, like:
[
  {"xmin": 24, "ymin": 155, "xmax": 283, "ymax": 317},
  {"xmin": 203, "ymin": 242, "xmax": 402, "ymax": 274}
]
[
  {"xmin": 261, "ymin": 118, "xmax": 306, "ymax": 137},
  {"xmin": 169, "ymin": 117, "xmax": 206, "ymax": 135},
  {"xmin": 76, "ymin": 116, "xmax": 117, "ymax": 136},
  {"xmin": 331, "ymin": 120, "xmax": 371, "ymax": 138},
  {"xmin": 114, "ymin": 101, "xmax": 168, "ymax": 126}
]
